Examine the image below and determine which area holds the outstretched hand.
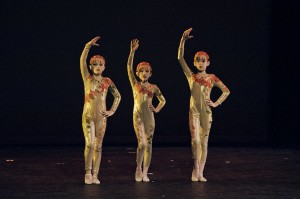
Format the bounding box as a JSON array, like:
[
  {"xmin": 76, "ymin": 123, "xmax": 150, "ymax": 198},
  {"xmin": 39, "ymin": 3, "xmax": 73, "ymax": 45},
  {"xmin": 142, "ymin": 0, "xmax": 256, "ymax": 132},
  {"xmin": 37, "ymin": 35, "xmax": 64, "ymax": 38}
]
[
  {"xmin": 182, "ymin": 28, "xmax": 193, "ymax": 41},
  {"xmin": 87, "ymin": 36, "xmax": 101, "ymax": 46},
  {"xmin": 130, "ymin": 39, "xmax": 139, "ymax": 52}
]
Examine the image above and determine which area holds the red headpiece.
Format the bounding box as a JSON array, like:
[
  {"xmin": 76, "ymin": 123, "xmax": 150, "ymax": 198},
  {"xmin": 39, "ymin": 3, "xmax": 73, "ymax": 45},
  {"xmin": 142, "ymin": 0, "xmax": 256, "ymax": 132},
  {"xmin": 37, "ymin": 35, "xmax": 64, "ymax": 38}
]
[
  {"xmin": 90, "ymin": 55, "xmax": 105, "ymax": 65},
  {"xmin": 136, "ymin": 62, "xmax": 152, "ymax": 72},
  {"xmin": 194, "ymin": 51, "xmax": 210, "ymax": 61}
]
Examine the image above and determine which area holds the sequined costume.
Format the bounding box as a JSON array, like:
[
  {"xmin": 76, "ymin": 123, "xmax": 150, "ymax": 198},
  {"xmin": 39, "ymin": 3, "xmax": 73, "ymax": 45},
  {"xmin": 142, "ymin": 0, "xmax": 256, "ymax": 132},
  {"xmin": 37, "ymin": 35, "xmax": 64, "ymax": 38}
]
[
  {"xmin": 127, "ymin": 48, "xmax": 166, "ymax": 179},
  {"xmin": 80, "ymin": 43, "xmax": 121, "ymax": 176},
  {"xmin": 178, "ymin": 45, "xmax": 230, "ymax": 164}
]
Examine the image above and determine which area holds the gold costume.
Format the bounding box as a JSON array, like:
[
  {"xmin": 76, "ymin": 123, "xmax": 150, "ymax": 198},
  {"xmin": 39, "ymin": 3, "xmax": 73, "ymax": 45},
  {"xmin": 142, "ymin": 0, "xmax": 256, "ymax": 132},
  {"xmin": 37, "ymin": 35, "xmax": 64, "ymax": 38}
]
[
  {"xmin": 80, "ymin": 44, "xmax": 121, "ymax": 175},
  {"xmin": 127, "ymin": 50, "xmax": 166, "ymax": 175},
  {"xmin": 178, "ymin": 46, "xmax": 230, "ymax": 163}
]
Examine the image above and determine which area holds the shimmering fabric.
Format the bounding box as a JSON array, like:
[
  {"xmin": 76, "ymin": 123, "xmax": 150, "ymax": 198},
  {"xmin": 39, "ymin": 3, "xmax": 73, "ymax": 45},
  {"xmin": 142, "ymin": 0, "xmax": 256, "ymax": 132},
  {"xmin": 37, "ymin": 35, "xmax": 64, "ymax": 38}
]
[
  {"xmin": 178, "ymin": 48, "xmax": 230, "ymax": 163},
  {"xmin": 80, "ymin": 44, "xmax": 121, "ymax": 174},
  {"xmin": 127, "ymin": 54, "xmax": 166, "ymax": 169}
]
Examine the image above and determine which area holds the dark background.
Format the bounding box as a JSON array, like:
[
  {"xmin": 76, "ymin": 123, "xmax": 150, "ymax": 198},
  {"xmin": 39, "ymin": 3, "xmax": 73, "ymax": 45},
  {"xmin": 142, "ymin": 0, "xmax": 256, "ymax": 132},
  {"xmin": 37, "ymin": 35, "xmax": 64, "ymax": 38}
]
[{"xmin": 0, "ymin": 0, "xmax": 298, "ymax": 148}]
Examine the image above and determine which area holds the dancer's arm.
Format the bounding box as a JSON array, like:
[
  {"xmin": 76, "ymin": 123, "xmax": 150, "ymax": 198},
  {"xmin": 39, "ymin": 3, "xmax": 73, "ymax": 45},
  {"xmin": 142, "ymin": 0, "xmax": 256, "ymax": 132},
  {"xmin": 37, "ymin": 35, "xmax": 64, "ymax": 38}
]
[
  {"xmin": 206, "ymin": 75, "xmax": 230, "ymax": 107},
  {"xmin": 149, "ymin": 86, "xmax": 166, "ymax": 113},
  {"xmin": 80, "ymin": 36, "xmax": 100, "ymax": 80},
  {"xmin": 127, "ymin": 39, "xmax": 139, "ymax": 87},
  {"xmin": 100, "ymin": 79, "xmax": 121, "ymax": 117},
  {"xmin": 178, "ymin": 28, "xmax": 193, "ymax": 78}
]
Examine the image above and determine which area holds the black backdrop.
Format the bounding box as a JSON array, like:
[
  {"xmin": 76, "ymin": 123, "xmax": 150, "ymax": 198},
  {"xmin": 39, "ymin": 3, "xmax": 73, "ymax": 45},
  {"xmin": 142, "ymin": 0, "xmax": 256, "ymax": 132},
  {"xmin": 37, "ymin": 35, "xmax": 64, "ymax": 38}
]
[{"xmin": 0, "ymin": 0, "xmax": 298, "ymax": 148}]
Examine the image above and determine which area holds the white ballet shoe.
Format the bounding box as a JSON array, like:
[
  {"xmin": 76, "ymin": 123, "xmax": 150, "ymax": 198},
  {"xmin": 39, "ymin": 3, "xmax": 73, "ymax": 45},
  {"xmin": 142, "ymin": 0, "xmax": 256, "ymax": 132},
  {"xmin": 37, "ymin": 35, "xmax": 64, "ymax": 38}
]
[
  {"xmin": 135, "ymin": 170, "xmax": 143, "ymax": 182},
  {"xmin": 142, "ymin": 174, "xmax": 150, "ymax": 182},
  {"xmin": 92, "ymin": 175, "xmax": 101, "ymax": 184},
  {"xmin": 191, "ymin": 169, "xmax": 198, "ymax": 182},
  {"xmin": 85, "ymin": 174, "xmax": 93, "ymax": 185},
  {"xmin": 199, "ymin": 175, "xmax": 207, "ymax": 182},
  {"xmin": 198, "ymin": 163, "xmax": 207, "ymax": 182}
]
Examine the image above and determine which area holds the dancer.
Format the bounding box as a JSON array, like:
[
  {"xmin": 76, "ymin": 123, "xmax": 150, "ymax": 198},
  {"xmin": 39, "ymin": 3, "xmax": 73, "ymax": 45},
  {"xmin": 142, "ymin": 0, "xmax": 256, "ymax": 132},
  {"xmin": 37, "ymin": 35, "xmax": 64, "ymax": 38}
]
[
  {"xmin": 80, "ymin": 36, "xmax": 121, "ymax": 184},
  {"xmin": 178, "ymin": 28, "xmax": 230, "ymax": 182},
  {"xmin": 127, "ymin": 39, "xmax": 166, "ymax": 182}
]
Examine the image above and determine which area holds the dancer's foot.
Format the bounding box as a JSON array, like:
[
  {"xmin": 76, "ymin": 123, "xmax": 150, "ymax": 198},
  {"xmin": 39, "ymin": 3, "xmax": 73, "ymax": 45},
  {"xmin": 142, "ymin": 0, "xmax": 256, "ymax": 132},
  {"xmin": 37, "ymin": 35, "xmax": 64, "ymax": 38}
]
[
  {"xmin": 85, "ymin": 174, "xmax": 93, "ymax": 185},
  {"xmin": 92, "ymin": 174, "xmax": 101, "ymax": 184},
  {"xmin": 142, "ymin": 174, "xmax": 150, "ymax": 182},
  {"xmin": 135, "ymin": 170, "xmax": 143, "ymax": 182},
  {"xmin": 198, "ymin": 162, "xmax": 207, "ymax": 182},
  {"xmin": 199, "ymin": 175, "xmax": 207, "ymax": 182},
  {"xmin": 191, "ymin": 169, "xmax": 198, "ymax": 182}
]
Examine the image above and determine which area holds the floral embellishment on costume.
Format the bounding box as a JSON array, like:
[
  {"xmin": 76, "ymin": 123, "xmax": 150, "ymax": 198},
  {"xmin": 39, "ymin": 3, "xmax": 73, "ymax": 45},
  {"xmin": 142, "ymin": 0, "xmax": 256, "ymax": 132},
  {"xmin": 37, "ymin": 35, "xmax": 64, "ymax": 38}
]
[
  {"xmin": 212, "ymin": 75, "xmax": 229, "ymax": 91},
  {"xmin": 147, "ymin": 135, "xmax": 153, "ymax": 145},
  {"xmin": 88, "ymin": 75, "xmax": 93, "ymax": 81},
  {"xmin": 85, "ymin": 76, "xmax": 112, "ymax": 102},
  {"xmin": 212, "ymin": 75, "xmax": 220, "ymax": 82},
  {"xmin": 136, "ymin": 83, "xmax": 154, "ymax": 98},
  {"xmin": 192, "ymin": 74, "xmax": 212, "ymax": 88},
  {"xmin": 99, "ymin": 78, "xmax": 111, "ymax": 92},
  {"xmin": 222, "ymin": 85, "xmax": 229, "ymax": 91}
]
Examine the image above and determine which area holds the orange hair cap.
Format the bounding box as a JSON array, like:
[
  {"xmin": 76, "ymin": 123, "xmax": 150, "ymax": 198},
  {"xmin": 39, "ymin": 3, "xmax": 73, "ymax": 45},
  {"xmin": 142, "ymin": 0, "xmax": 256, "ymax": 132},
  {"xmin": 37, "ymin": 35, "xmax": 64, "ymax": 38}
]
[
  {"xmin": 136, "ymin": 62, "xmax": 152, "ymax": 72},
  {"xmin": 90, "ymin": 55, "xmax": 105, "ymax": 65},
  {"xmin": 194, "ymin": 51, "xmax": 210, "ymax": 61}
]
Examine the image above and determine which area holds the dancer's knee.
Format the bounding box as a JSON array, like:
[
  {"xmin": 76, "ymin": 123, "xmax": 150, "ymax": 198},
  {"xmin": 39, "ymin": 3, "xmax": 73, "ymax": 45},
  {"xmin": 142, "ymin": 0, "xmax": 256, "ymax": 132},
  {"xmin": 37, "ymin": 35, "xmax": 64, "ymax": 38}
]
[
  {"xmin": 138, "ymin": 140, "xmax": 146, "ymax": 150},
  {"xmin": 95, "ymin": 143, "xmax": 103, "ymax": 152},
  {"xmin": 85, "ymin": 142, "xmax": 95, "ymax": 151}
]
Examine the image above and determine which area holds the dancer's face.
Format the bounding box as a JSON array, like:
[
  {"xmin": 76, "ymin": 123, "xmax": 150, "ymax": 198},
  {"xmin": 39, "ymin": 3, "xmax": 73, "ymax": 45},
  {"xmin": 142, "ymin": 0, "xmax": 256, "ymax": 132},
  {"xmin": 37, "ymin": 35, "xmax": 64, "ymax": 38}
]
[
  {"xmin": 90, "ymin": 59, "xmax": 105, "ymax": 76},
  {"xmin": 194, "ymin": 55, "xmax": 210, "ymax": 72},
  {"xmin": 136, "ymin": 66, "xmax": 152, "ymax": 82}
]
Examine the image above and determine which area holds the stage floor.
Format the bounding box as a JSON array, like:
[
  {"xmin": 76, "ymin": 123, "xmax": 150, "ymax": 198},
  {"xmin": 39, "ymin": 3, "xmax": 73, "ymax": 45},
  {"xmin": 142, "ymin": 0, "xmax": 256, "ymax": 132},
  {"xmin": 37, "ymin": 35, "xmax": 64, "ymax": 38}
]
[{"xmin": 1, "ymin": 146, "xmax": 299, "ymax": 199}]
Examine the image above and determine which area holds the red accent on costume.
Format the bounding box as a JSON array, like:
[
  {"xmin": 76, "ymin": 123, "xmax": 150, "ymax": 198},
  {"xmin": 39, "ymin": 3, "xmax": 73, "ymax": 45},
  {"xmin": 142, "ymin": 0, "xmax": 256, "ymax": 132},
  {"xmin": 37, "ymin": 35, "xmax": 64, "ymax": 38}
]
[{"xmin": 136, "ymin": 83, "xmax": 154, "ymax": 98}]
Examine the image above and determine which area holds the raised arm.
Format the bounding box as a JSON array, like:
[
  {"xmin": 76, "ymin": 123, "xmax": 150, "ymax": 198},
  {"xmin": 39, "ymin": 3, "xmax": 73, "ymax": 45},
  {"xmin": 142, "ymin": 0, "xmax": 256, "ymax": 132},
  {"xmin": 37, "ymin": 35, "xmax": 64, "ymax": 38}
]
[
  {"xmin": 127, "ymin": 39, "xmax": 139, "ymax": 87},
  {"xmin": 80, "ymin": 36, "xmax": 100, "ymax": 80},
  {"xmin": 178, "ymin": 28, "xmax": 194, "ymax": 78}
]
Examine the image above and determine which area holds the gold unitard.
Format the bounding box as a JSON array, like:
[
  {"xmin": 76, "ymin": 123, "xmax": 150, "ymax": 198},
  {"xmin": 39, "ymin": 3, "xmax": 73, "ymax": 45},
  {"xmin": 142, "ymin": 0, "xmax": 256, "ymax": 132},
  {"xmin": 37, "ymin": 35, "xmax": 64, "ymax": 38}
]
[
  {"xmin": 80, "ymin": 44, "xmax": 121, "ymax": 174},
  {"xmin": 178, "ymin": 47, "xmax": 230, "ymax": 163},
  {"xmin": 127, "ymin": 52, "xmax": 166, "ymax": 170}
]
